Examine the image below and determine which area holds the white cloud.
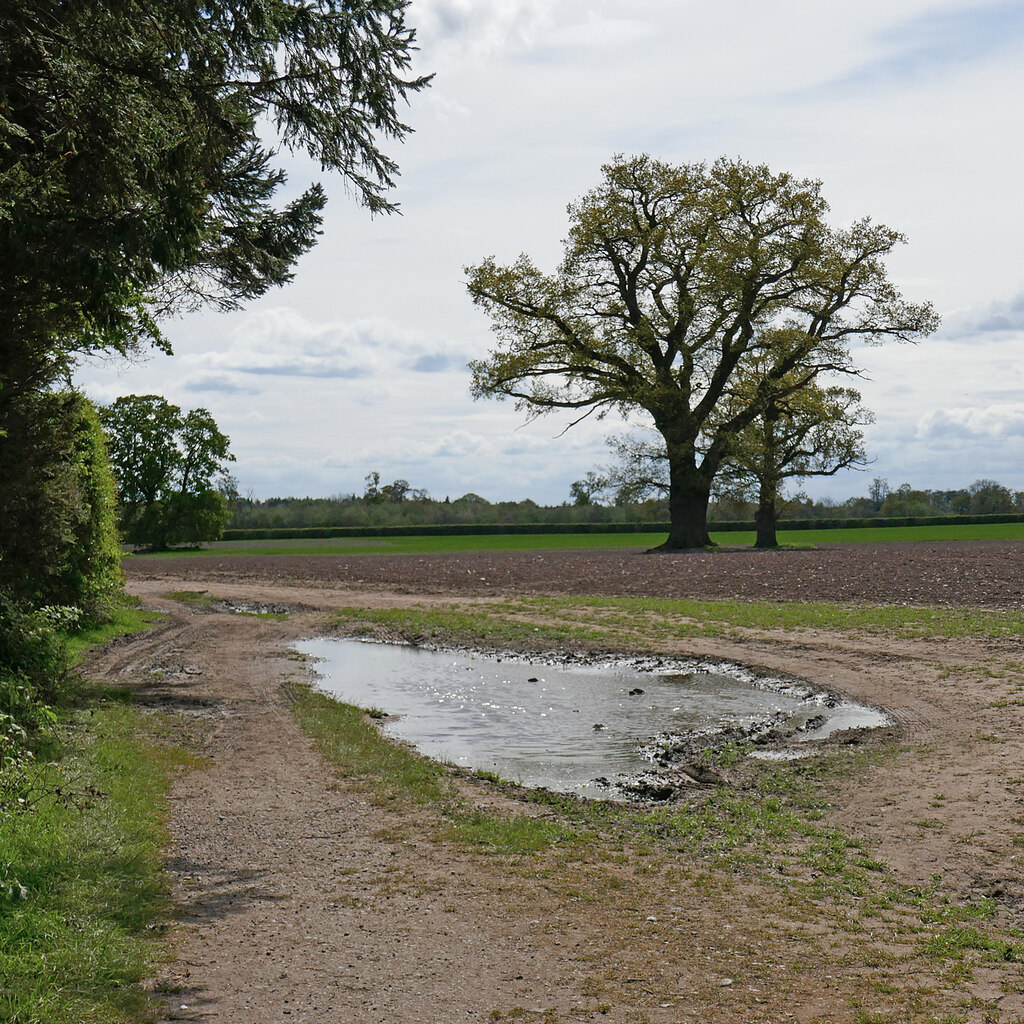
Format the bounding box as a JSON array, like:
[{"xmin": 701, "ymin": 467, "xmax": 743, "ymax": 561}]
[
  {"xmin": 411, "ymin": 0, "xmax": 552, "ymax": 64},
  {"xmin": 181, "ymin": 308, "xmax": 468, "ymax": 381},
  {"xmin": 943, "ymin": 292, "xmax": 1024, "ymax": 336},
  {"xmin": 182, "ymin": 374, "xmax": 260, "ymax": 396},
  {"xmin": 917, "ymin": 404, "xmax": 1024, "ymax": 442},
  {"xmin": 543, "ymin": 16, "xmax": 655, "ymax": 51},
  {"xmin": 419, "ymin": 92, "xmax": 471, "ymax": 121}
]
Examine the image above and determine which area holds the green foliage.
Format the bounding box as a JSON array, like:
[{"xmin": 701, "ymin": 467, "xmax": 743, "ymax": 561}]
[
  {"xmin": 0, "ymin": 594, "xmax": 72, "ymax": 817},
  {"xmin": 70, "ymin": 401, "xmax": 125, "ymax": 614},
  {"xmin": 0, "ymin": 597, "xmax": 73, "ymax": 708},
  {"xmin": 101, "ymin": 394, "xmax": 234, "ymax": 549},
  {"xmin": 0, "ymin": 701, "xmax": 189, "ymax": 1023},
  {"xmin": 467, "ymin": 154, "xmax": 937, "ymax": 548},
  {"xmin": 0, "ymin": 392, "xmax": 122, "ymax": 614},
  {"xmin": 1, "ymin": 591, "xmax": 155, "ymax": 823},
  {"xmin": 0, "ymin": 0, "xmax": 430, "ymax": 400}
]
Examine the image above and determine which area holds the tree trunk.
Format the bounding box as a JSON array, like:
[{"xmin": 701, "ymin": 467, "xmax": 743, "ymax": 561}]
[
  {"xmin": 753, "ymin": 476, "xmax": 779, "ymax": 549},
  {"xmin": 652, "ymin": 455, "xmax": 713, "ymax": 550}
]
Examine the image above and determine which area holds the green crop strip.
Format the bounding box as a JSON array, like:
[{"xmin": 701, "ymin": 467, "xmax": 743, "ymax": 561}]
[
  {"xmin": 332, "ymin": 594, "xmax": 1024, "ymax": 646},
  {"xmin": 126, "ymin": 519, "xmax": 1024, "ymax": 558}
]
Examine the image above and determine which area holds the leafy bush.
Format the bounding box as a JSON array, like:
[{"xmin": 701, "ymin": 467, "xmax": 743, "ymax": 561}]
[
  {"xmin": 0, "ymin": 392, "xmax": 122, "ymax": 616},
  {"xmin": 129, "ymin": 489, "xmax": 230, "ymax": 549},
  {"xmin": 0, "ymin": 593, "xmax": 74, "ymax": 816}
]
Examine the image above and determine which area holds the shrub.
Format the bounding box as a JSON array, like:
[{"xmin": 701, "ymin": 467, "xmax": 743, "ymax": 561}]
[
  {"xmin": 0, "ymin": 391, "xmax": 122, "ymax": 616},
  {"xmin": 0, "ymin": 592, "xmax": 73, "ymax": 815}
]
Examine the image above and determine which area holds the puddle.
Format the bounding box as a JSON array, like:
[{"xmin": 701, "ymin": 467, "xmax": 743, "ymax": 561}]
[
  {"xmin": 218, "ymin": 599, "xmax": 290, "ymax": 616},
  {"xmin": 298, "ymin": 639, "xmax": 890, "ymax": 799}
]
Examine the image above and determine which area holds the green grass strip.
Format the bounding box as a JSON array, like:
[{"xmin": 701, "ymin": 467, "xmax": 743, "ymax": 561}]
[
  {"xmin": 519, "ymin": 594, "xmax": 1024, "ymax": 640},
  {"xmin": 65, "ymin": 600, "xmax": 162, "ymax": 665},
  {"xmin": 128, "ymin": 520, "xmax": 1024, "ymax": 559},
  {"xmin": 773, "ymin": 521, "xmax": 1024, "ymax": 544},
  {"xmin": 334, "ymin": 594, "xmax": 1024, "ymax": 644},
  {"xmin": 0, "ymin": 700, "xmax": 192, "ymax": 1024},
  {"xmin": 291, "ymin": 684, "xmax": 572, "ymax": 856}
]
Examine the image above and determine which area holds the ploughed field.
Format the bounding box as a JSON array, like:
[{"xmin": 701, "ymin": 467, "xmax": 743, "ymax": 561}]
[{"xmin": 126, "ymin": 539, "xmax": 1024, "ymax": 607}]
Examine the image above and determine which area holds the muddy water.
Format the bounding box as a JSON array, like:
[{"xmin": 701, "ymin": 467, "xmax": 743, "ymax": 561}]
[{"xmin": 298, "ymin": 639, "xmax": 889, "ymax": 798}]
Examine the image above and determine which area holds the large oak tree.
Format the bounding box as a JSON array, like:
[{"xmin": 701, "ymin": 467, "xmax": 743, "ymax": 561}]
[{"xmin": 467, "ymin": 155, "xmax": 937, "ymax": 549}]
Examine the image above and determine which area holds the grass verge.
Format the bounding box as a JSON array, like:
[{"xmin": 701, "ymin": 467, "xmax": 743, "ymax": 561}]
[{"xmin": 0, "ymin": 601, "xmax": 190, "ymax": 1024}]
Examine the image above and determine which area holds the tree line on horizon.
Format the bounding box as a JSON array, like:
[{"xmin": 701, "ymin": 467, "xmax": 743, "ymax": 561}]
[{"xmin": 222, "ymin": 473, "xmax": 1024, "ymax": 531}]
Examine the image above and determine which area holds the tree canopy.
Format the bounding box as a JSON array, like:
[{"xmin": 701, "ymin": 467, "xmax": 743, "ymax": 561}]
[
  {"xmin": 100, "ymin": 395, "xmax": 235, "ymax": 549},
  {"xmin": 0, "ymin": 0, "xmax": 429, "ymax": 805},
  {"xmin": 467, "ymin": 155, "xmax": 938, "ymax": 549},
  {"xmin": 717, "ymin": 381, "xmax": 872, "ymax": 547},
  {"xmin": 1, "ymin": 0, "xmax": 430, "ymax": 402}
]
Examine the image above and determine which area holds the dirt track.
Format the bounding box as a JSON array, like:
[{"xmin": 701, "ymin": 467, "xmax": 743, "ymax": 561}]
[{"xmin": 88, "ymin": 543, "xmax": 1024, "ymax": 1023}]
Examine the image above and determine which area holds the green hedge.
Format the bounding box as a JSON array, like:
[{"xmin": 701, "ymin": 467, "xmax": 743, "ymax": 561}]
[
  {"xmin": 221, "ymin": 522, "xmax": 668, "ymax": 540},
  {"xmin": 220, "ymin": 512, "xmax": 1024, "ymax": 542}
]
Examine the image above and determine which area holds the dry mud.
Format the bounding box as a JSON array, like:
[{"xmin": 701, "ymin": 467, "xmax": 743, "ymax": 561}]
[{"xmin": 84, "ymin": 543, "xmax": 1024, "ymax": 1023}]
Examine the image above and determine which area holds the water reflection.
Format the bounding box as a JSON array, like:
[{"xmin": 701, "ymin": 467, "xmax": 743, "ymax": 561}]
[{"xmin": 298, "ymin": 639, "xmax": 889, "ymax": 798}]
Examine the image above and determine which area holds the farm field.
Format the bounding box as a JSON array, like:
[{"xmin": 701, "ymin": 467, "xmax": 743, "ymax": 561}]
[
  {"xmin": 134, "ymin": 519, "xmax": 1024, "ymax": 559},
  {"xmin": 127, "ymin": 538, "xmax": 1024, "ymax": 609},
  {"xmin": 88, "ymin": 541, "xmax": 1024, "ymax": 1023}
]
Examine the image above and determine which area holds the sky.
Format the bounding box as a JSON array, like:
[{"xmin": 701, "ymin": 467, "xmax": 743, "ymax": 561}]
[{"xmin": 75, "ymin": 0, "xmax": 1024, "ymax": 505}]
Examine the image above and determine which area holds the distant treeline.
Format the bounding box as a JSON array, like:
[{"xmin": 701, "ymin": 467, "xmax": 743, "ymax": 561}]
[{"xmin": 225, "ymin": 476, "xmax": 1024, "ymax": 531}]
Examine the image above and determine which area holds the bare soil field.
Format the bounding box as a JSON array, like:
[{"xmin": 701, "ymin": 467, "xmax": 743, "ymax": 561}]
[
  {"xmin": 126, "ymin": 539, "xmax": 1024, "ymax": 607},
  {"xmin": 91, "ymin": 542, "xmax": 1024, "ymax": 1023}
]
